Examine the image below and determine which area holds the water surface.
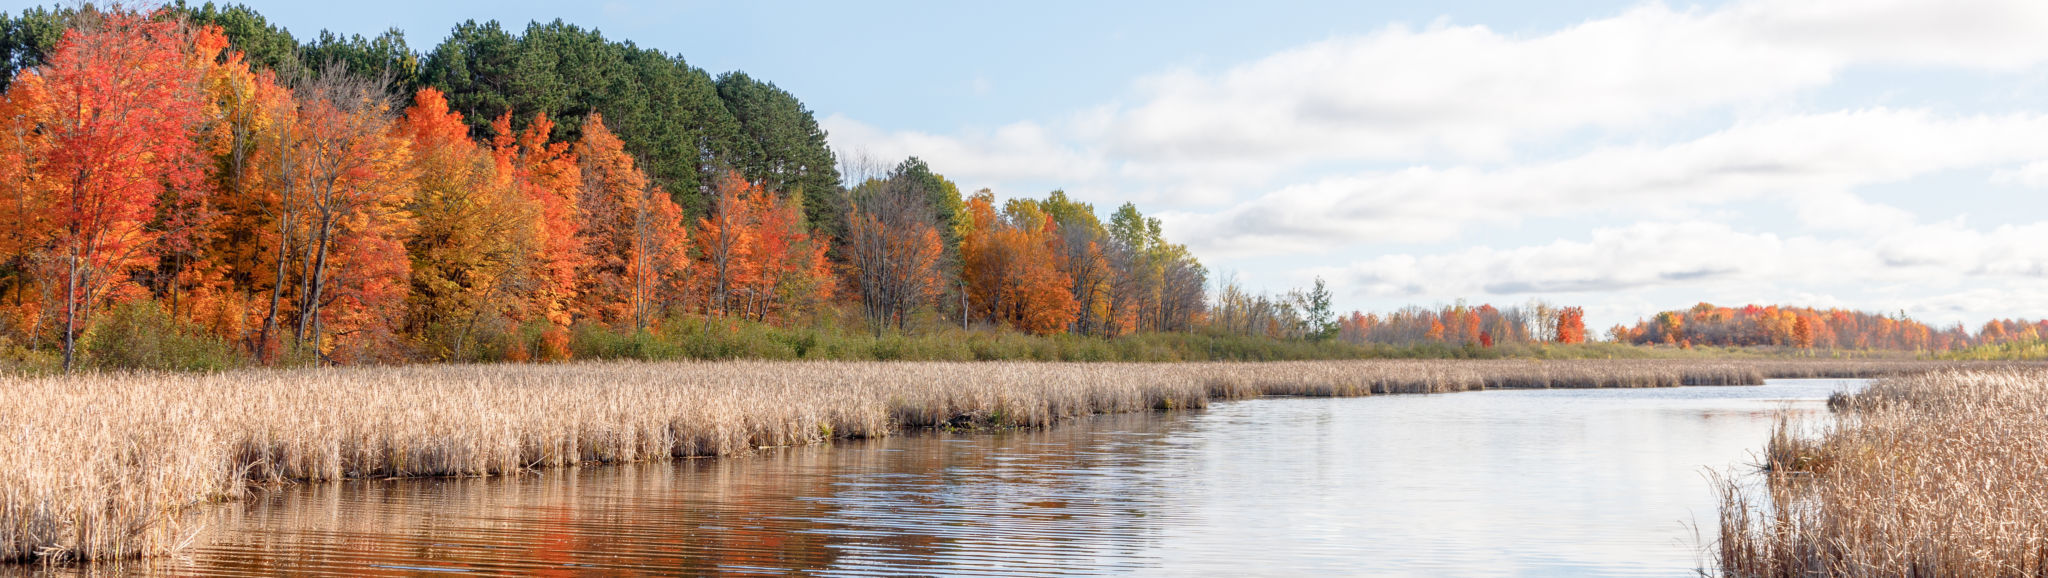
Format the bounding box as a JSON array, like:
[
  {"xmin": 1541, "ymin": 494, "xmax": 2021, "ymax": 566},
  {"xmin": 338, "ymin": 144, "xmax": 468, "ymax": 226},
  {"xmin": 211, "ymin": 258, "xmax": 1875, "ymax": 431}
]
[{"xmin": 87, "ymin": 379, "xmax": 1863, "ymax": 576}]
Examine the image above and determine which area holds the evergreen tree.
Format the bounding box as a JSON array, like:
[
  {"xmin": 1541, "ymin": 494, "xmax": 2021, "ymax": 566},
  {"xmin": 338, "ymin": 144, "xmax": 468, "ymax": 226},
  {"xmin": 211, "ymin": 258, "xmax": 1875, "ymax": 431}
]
[{"xmin": 717, "ymin": 72, "xmax": 841, "ymax": 238}]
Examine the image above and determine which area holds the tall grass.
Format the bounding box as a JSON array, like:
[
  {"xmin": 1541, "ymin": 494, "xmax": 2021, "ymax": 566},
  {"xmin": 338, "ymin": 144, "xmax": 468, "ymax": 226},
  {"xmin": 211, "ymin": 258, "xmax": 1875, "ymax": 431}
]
[
  {"xmin": 0, "ymin": 358, "xmax": 1974, "ymax": 563},
  {"xmin": 1715, "ymin": 369, "xmax": 2048, "ymax": 576}
]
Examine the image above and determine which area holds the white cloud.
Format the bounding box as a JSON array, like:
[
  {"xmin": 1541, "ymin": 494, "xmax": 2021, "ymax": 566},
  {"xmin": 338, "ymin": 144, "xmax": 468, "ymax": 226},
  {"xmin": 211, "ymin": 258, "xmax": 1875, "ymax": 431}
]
[
  {"xmin": 1991, "ymin": 161, "xmax": 2048, "ymax": 188},
  {"xmin": 828, "ymin": 0, "xmax": 2048, "ymax": 212},
  {"xmin": 822, "ymin": 115, "xmax": 1106, "ymax": 186},
  {"xmin": 1167, "ymin": 109, "xmax": 2048, "ymax": 257},
  {"xmin": 1100, "ymin": 0, "xmax": 2048, "ymax": 168},
  {"xmin": 1728, "ymin": 0, "xmax": 2048, "ymax": 70},
  {"xmin": 1338, "ymin": 222, "xmax": 1866, "ymax": 298}
]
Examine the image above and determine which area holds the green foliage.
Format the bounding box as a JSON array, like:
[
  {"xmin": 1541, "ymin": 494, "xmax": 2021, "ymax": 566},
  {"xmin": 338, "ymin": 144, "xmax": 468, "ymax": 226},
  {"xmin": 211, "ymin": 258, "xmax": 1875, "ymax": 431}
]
[
  {"xmin": 1938, "ymin": 339, "xmax": 2048, "ymax": 361},
  {"xmin": 889, "ymin": 157, "xmax": 965, "ymax": 247},
  {"xmin": 0, "ymin": 4, "xmax": 69, "ymax": 89},
  {"xmin": 302, "ymin": 28, "xmax": 418, "ymax": 89},
  {"xmin": 717, "ymin": 71, "xmax": 841, "ymax": 237},
  {"xmin": 171, "ymin": 1, "xmax": 300, "ymax": 74},
  {"xmin": 80, "ymin": 301, "xmax": 247, "ymax": 372},
  {"xmin": 1302, "ymin": 277, "xmax": 1335, "ymax": 341},
  {"xmin": 1039, "ymin": 190, "xmax": 1100, "ymax": 232},
  {"xmin": 0, "ymin": 336, "xmax": 58, "ymax": 374},
  {"xmin": 545, "ymin": 316, "xmax": 1742, "ymax": 364},
  {"xmin": 420, "ymin": 20, "xmax": 752, "ymax": 216}
]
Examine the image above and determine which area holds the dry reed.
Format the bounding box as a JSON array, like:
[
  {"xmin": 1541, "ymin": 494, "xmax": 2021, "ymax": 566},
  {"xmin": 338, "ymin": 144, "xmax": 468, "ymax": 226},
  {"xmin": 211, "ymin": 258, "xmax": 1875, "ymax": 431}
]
[
  {"xmin": 1716, "ymin": 369, "xmax": 2048, "ymax": 576},
  {"xmin": 0, "ymin": 358, "xmax": 1976, "ymax": 563}
]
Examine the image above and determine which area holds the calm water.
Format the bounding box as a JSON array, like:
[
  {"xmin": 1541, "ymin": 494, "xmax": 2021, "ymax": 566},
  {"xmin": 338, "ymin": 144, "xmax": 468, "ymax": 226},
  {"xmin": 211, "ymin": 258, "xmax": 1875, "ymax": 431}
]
[{"xmin": 60, "ymin": 379, "xmax": 1861, "ymax": 576}]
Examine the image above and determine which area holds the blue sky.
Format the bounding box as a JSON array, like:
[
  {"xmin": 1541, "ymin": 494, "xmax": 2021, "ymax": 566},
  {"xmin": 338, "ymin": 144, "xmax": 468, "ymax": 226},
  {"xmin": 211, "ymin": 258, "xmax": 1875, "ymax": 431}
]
[{"xmin": 15, "ymin": 0, "xmax": 2048, "ymax": 332}]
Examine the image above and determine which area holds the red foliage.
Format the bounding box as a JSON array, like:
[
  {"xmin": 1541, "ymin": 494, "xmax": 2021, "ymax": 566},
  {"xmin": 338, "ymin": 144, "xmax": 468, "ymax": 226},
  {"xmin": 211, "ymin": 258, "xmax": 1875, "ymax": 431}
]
[
  {"xmin": 17, "ymin": 10, "xmax": 208, "ymax": 367},
  {"xmin": 1556, "ymin": 306, "xmax": 1586, "ymax": 344}
]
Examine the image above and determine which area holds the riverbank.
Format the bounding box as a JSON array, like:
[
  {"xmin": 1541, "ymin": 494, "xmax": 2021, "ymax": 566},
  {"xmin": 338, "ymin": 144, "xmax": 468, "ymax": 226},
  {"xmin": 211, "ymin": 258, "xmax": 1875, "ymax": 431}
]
[
  {"xmin": 1716, "ymin": 368, "xmax": 2048, "ymax": 575},
  {"xmin": 47, "ymin": 304, "xmax": 1920, "ymax": 374},
  {"xmin": 0, "ymin": 359, "xmax": 1995, "ymax": 563}
]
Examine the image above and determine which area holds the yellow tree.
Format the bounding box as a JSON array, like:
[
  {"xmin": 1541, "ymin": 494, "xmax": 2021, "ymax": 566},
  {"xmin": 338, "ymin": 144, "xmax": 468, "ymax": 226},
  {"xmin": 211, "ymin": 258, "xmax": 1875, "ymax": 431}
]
[{"xmin": 402, "ymin": 87, "xmax": 540, "ymax": 359}]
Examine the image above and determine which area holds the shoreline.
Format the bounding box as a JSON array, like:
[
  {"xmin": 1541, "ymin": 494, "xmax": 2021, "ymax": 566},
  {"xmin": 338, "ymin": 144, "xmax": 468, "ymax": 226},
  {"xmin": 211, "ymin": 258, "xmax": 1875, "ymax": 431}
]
[{"xmin": 0, "ymin": 358, "xmax": 2012, "ymax": 564}]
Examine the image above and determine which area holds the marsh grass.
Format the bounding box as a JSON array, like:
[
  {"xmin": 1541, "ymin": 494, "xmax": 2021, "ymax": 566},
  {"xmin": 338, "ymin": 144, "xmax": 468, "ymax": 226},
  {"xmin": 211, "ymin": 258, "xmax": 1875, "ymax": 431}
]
[
  {"xmin": 0, "ymin": 358, "xmax": 1975, "ymax": 564},
  {"xmin": 1716, "ymin": 369, "xmax": 2048, "ymax": 576}
]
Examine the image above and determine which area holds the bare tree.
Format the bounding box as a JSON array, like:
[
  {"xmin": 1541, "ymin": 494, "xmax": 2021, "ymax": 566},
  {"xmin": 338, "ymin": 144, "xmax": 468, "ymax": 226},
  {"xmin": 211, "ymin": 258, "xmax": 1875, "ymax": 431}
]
[{"xmin": 844, "ymin": 173, "xmax": 945, "ymax": 333}]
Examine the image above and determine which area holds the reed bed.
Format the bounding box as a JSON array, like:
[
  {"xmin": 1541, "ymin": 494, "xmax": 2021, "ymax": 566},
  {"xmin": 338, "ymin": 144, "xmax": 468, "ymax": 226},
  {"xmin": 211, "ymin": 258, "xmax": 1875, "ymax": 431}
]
[
  {"xmin": 0, "ymin": 358, "xmax": 1969, "ymax": 563},
  {"xmin": 1716, "ymin": 369, "xmax": 2048, "ymax": 576}
]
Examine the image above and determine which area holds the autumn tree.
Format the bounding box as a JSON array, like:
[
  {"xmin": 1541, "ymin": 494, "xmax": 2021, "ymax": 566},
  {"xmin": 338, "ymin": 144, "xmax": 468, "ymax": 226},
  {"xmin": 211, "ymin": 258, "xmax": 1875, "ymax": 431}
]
[
  {"xmin": 401, "ymin": 87, "xmax": 541, "ymax": 359},
  {"xmin": 576, "ymin": 112, "xmax": 687, "ymax": 332},
  {"xmin": 960, "ymin": 191, "xmax": 1077, "ymax": 335},
  {"xmin": 1556, "ymin": 306, "xmax": 1587, "ymax": 344},
  {"xmin": 1040, "ymin": 190, "xmax": 1116, "ymax": 336},
  {"xmin": 734, "ymin": 183, "xmax": 832, "ymax": 322},
  {"xmin": 290, "ymin": 64, "xmax": 413, "ymax": 361},
  {"xmin": 18, "ymin": 10, "xmax": 207, "ymax": 370},
  {"xmin": 849, "ymin": 158, "xmax": 966, "ymax": 326},
  {"xmin": 176, "ymin": 24, "xmax": 279, "ymax": 345},
  {"xmin": 0, "ymin": 33, "xmax": 54, "ymax": 347},
  {"xmin": 1792, "ymin": 315, "xmax": 1814, "ymax": 350},
  {"xmin": 695, "ymin": 172, "xmax": 756, "ymax": 317},
  {"xmin": 692, "ymin": 170, "xmax": 828, "ymax": 323},
  {"xmin": 492, "ymin": 111, "xmax": 584, "ymax": 358}
]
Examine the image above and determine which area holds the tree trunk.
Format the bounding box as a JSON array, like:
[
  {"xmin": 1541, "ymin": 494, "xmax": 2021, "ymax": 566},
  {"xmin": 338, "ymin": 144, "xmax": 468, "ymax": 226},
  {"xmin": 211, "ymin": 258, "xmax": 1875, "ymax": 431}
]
[
  {"xmin": 298, "ymin": 216, "xmax": 333, "ymax": 362},
  {"xmin": 60, "ymin": 257, "xmax": 77, "ymax": 372}
]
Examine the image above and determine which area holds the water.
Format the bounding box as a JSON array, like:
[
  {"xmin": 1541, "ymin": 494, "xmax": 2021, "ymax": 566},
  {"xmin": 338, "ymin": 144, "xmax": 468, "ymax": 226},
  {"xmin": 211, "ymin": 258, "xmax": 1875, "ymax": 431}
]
[{"xmin": 74, "ymin": 379, "xmax": 1862, "ymax": 576}]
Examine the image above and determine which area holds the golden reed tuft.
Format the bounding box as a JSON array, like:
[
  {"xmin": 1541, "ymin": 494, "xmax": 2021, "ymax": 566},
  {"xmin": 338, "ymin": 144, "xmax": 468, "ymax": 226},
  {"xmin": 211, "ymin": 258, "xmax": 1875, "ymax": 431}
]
[
  {"xmin": 0, "ymin": 358, "xmax": 1968, "ymax": 563},
  {"xmin": 1718, "ymin": 368, "xmax": 2048, "ymax": 576}
]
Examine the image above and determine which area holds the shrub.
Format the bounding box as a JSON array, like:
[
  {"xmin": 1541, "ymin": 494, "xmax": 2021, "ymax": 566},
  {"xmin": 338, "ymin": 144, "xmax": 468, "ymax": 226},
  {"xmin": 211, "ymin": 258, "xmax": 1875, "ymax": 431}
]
[{"xmin": 80, "ymin": 301, "xmax": 246, "ymax": 372}]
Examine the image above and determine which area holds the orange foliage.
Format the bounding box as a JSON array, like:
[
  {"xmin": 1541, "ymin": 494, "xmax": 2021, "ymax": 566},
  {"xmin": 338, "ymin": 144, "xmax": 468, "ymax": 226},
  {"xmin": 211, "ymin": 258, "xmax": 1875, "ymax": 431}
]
[
  {"xmin": 693, "ymin": 172, "xmax": 828, "ymax": 323},
  {"xmin": 494, "ymin": 112, "xmax": 585, "ymax": 329},
  {"xmin": 400, "ymin": 88, "xmax": 545, "ymax": 359},
  {"xmin": 290, "ymin": 72, "xmax": 414, "ymax": 361},
  {"xmin": 1556, "ymin": 306, "xmax": 1586, "ymax": 344},
  {"xmin": 1621, "ymin": 303, "xmax": 1955, "ymax": 351},
  {"xmin": 575, "ymin": 113, "xmax": 688, "ymax": 331},
  {"xmin": 960, "ymin": 192, "xmax": 1078, "ymax": 335}
]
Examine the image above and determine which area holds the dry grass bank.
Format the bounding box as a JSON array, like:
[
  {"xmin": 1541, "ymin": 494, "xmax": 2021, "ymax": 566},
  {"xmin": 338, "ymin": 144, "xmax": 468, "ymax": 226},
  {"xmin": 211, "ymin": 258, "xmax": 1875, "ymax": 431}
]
[
  {"xmin": 0, "ymin": 358, "xmax": 1973, "ymax": 563},
  {"xmin": 1716, "ymin": 369, "xmax": 2048, "ymax": 576}
]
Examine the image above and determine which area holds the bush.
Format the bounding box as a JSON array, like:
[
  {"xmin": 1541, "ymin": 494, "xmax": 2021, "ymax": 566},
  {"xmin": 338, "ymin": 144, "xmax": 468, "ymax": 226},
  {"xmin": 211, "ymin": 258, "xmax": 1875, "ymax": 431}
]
[
  {"xmin": 80, "ymin": 301, "xmax": 246, "ymax": 372},
  {"xmin": 523, "ymin": 311, "xmax": 1834, "ymax": 365}
]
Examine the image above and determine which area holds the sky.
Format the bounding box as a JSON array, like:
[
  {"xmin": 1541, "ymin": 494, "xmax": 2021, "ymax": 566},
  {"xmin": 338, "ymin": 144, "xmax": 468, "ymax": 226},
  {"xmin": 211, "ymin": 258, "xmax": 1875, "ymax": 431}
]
[{"xmin": 15, "ymin": 0, "xmax": 2048, "ymax": 333}]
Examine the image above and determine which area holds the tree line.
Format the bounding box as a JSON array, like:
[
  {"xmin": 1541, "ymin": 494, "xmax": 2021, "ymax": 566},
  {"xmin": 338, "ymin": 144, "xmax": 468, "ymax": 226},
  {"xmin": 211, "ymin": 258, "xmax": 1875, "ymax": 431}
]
[
  {"xmin": 0, "ymin": 5, "xmax": 1209, "ymax": 369},
  {"xmin": 1607, "ymin": 303, "xmax": 2009, "ymax": 352}
]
